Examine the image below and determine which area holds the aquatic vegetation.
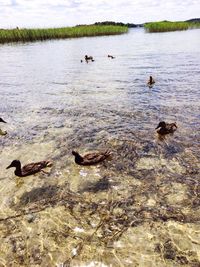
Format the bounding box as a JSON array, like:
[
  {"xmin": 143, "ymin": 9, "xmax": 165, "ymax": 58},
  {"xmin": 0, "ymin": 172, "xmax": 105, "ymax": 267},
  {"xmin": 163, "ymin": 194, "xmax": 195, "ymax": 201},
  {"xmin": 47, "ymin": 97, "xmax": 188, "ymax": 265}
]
[
  {"xmin": 144, "ymin": 21, "xmax": 200, "ymax": 32},
  {"xmin": 0, "ymin": 25, "xmax": 128, "ymax": 44}
]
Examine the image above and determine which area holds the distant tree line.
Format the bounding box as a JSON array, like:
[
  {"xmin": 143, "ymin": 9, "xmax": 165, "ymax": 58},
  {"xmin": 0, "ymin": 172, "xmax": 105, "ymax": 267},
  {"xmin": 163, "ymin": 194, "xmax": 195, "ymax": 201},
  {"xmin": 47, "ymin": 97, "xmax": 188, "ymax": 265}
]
[
  {"xmin": 94, "ymin": 21, "xmax": 143, "ymax": 28},
  {"xmin": 76, "ymin": 19, "xmax": 200, "ymax": 28},
  {"xmin": 185, "ymin": 18, "xmax": 200, "ymax": 23}
]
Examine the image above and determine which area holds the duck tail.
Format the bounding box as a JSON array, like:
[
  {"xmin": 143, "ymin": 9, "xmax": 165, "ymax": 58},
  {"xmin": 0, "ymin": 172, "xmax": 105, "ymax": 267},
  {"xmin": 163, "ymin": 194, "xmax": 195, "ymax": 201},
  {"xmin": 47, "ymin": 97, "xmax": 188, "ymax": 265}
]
[
  {"xmin": 45, "ymin": 160, "xmax": 53, "ymax": 167},
  {"xmin": 104, "ymin": 149, "xmax": 112, "ymax": 157}
]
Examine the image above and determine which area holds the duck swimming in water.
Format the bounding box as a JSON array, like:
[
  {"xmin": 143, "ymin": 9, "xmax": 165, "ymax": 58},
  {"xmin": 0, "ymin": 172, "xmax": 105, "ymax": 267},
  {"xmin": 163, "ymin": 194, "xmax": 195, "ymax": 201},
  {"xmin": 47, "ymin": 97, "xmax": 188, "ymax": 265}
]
[
  {"xmin": 72, "ymin": 150, "xmax": 111, "ymax": 165},
  {"xmin": 108, "ymin": 55, "xmax": 115, "ymax": 59},
  {"xmin": 147, "ymin": 76, "xmax": 155, "ymax": 86},
  {"xmin": 85, "ymin": 55, "xmax": 94, "ymax": 61},
  {"xmin": 6, "ymin": 160, "xmax": 52, "ymax": 177},
  {"xmin": 155, "ymin": 121, "xmax": 177, "ymax": 135}
]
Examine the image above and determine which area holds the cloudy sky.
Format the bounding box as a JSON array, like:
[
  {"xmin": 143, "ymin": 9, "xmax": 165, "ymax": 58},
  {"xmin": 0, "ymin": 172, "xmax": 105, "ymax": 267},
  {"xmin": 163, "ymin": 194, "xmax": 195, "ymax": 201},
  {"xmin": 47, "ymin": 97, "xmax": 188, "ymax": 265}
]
[{"xmin": 0, "ymin": 0, "xmax": 199, "ymax": 28}]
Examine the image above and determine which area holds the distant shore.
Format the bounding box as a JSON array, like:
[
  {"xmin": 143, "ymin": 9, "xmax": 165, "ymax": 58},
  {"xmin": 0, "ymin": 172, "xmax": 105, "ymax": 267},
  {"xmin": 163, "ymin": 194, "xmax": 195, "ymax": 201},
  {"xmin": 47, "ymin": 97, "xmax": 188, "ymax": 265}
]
[
  {"xmin": 144, "ymin": 21, "xmax": 200, "ymax": 33},
  {"xmin": 0, "ymin": 19, "xmax": 199, "ymax": 44},
  {"xmin": 0, "ymin": 25, "xmax": 128, "ymax": 44},
  {"xmin": 94, "ymin": 19, "xmax": 200, "ymax": 33}
]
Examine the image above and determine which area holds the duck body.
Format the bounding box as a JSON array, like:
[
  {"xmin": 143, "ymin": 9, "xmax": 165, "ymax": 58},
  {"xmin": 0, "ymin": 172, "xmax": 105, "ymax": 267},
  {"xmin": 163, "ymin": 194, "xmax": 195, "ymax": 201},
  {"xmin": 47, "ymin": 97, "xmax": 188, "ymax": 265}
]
[
  {"xmin": 156, "ymin": 121, "xmax": 177, "ymax": 135},
  {"xmin": 72, "ymin": 150, "xmax": 111, "ymax": 165},
  {"xmin": 6, "ymin": 160, "xmax": 52, "ymax": 177}
]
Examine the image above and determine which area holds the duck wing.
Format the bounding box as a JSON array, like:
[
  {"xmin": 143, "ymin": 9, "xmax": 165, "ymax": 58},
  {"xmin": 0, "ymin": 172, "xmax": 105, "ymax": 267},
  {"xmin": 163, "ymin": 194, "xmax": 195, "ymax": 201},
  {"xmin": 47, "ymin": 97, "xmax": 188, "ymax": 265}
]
[
  {"xmin": 22, "ymin": 161, "xmax": 52, "ymax": 176},
  {"xmin": 83, "ymin": 151, "xmax": 111, "ymax": 165}
]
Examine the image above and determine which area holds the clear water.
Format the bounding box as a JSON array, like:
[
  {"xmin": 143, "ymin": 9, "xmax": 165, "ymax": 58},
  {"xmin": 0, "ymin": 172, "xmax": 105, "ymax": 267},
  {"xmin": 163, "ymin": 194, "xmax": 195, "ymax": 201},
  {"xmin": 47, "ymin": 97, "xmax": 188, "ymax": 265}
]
[{"xmin": 0, "ymin": 28, "xmax": 200, "ymax": 266}]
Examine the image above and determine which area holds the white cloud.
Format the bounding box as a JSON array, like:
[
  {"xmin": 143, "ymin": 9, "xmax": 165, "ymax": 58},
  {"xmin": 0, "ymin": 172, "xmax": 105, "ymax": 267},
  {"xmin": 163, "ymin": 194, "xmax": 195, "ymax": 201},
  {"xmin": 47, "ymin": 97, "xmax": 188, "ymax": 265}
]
[{"xmin": 0, "ymin": 0, "xmax": 199, "ymax": 28}]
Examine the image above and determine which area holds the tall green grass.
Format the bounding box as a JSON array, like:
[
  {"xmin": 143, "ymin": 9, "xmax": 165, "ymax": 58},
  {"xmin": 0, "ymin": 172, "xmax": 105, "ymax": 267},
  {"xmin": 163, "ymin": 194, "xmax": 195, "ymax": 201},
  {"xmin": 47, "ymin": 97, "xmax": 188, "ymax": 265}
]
[
  {"xmin": 0, "ymin": 25, "xmax": 128, "ymax": 44},
  {"xmin": 144, "ymin": 21, "xmax": 189, "ymax": 32},
  {"xmin": 145, "ymin": 21, "xmax": 200, "ymax": 33}
]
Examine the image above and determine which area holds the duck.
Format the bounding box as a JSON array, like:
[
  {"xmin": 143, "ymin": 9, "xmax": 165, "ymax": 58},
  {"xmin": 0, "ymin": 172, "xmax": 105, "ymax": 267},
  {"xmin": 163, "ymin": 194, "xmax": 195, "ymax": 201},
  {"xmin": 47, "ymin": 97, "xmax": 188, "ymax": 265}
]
[
  {"xmin": 72, "ymin": 150, "xmax": 111, "ymax": 165},
  {"xmin": 6, "ymin": 159, "xmax": 52, "ymax": 177},
  {"xmin": 108, "ymin": 55, "xmax": 115, "ymax": 59},
  {"xmin": 147, "ymin": 76, "xmax": 155, "ymax": 86},
  {"xmin": 155, "ymin": 121, "xmax": 177, "ymax": 135},
  {"xmin": 85, "ymin": 55, "xmax": 94, "ymax": 61}
]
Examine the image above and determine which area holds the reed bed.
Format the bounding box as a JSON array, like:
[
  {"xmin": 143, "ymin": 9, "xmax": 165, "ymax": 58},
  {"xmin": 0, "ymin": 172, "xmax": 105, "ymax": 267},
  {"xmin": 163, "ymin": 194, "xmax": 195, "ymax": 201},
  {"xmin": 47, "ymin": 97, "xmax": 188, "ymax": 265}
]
[
  {"xmin": 144, "ymin": 21, "xmax": 190, "ymax": 32},
  {"xmin": 145, "ymin": 21, "xmax": 200, "ymax": 33},
  {"xmin": 0, "ymin": 25, "xmax": 128, "ymax": 44}
]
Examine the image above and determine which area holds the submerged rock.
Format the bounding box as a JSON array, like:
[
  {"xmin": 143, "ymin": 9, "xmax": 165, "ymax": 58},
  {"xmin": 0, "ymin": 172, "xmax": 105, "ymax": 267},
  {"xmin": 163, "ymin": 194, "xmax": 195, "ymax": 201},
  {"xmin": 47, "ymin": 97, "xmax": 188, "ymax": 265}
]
[{"xmin": 26, "ymin": 214, "xmax": 36, "ymax": 223}]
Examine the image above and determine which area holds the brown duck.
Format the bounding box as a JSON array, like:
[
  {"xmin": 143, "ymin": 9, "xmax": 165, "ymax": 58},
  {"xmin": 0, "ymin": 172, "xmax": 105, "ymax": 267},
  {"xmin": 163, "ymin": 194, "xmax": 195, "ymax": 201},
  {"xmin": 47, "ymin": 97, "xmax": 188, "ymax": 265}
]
[
  {"xmin": 155, "ymin": 121, "xmax": 177, "ymax": 135},
  {"xmin": 72, "ymin": 150, "xmax": 111, "ymax": 165},
  {"xmin": 6, "ymin": 160, "xmax": 52, "ymax": 177}
]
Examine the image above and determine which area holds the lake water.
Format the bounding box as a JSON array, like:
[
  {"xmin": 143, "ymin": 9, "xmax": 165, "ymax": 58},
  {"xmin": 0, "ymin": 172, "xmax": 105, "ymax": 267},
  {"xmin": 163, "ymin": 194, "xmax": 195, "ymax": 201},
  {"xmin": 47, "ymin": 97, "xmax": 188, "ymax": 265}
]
[{"xmin": 0, "ymin": 28, "xmax": 200, "ymax": 266}]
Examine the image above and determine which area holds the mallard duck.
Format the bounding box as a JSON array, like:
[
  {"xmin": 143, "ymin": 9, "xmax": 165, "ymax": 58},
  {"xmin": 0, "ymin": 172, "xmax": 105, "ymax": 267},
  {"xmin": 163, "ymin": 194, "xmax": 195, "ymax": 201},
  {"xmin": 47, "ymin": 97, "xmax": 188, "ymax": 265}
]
[
  {"xmin": 6, "ymin": 160, "xmax": 52, "ymax": 177},
  {"xmin": 72, "ymin": 150, "xmax": 111, "ymax": 165},
  {"xmin": 155, "ymin": 121, "xmax": 177, "ymax": 135},
  {"xmin": 147, "ymin": 76, "xmax": 155, "ymax": 86},
  {"xmin": 0, "ymin": 118, "xmax": 6, "ymax": 123}
]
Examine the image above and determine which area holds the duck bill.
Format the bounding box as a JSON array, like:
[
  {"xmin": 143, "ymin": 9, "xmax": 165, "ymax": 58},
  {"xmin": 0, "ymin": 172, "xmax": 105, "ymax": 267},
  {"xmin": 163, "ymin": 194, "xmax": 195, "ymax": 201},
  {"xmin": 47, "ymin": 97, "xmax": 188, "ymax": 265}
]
[
  {"xmin": 6, "ymin": 164, "xmax": 12, "ymax": 169},
  {"xmin": 0, "ymin": 118, "xmax": 6, "ymax": 123},
  {"xmin": 155, "ymin": 125, "xmax": 159, "ymax": 129}
]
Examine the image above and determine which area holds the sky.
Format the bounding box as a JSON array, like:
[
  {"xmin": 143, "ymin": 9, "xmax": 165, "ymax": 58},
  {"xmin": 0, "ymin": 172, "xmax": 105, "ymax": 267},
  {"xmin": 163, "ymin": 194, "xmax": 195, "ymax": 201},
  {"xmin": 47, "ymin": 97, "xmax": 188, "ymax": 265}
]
[{"xmin": 0, "ymin": 0, "xmax": 199, "ymax": 28}]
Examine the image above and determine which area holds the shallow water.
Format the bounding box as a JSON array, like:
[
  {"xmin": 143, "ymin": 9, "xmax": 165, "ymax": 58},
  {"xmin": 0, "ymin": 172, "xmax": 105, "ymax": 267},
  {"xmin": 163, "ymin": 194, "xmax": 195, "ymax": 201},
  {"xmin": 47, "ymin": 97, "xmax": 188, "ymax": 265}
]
[{"xmin": 0, "ymin": 28, "xmax": 200, "ymax": 266}]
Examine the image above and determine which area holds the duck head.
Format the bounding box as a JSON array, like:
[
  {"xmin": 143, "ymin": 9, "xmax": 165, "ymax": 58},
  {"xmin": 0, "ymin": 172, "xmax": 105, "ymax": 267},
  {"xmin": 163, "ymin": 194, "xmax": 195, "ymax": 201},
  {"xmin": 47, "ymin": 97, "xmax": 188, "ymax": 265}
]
[
  {"xmin": 72, "ymin": 150, "xmax": 83, "ymax": 162},
  {"xmin": 0, "ymin": 118, "xmax": 6, "ymax": 123},
  {"xmin": 72, "ymin": 151, "xmax": 79, "ymax": 157},
  {"xmin": 6, "ymin": 160, "xmax": 21, "ymax": 169},
  {"xmin": 155, "ymin": 121, "xmax": 166, "ymax": 129}
]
